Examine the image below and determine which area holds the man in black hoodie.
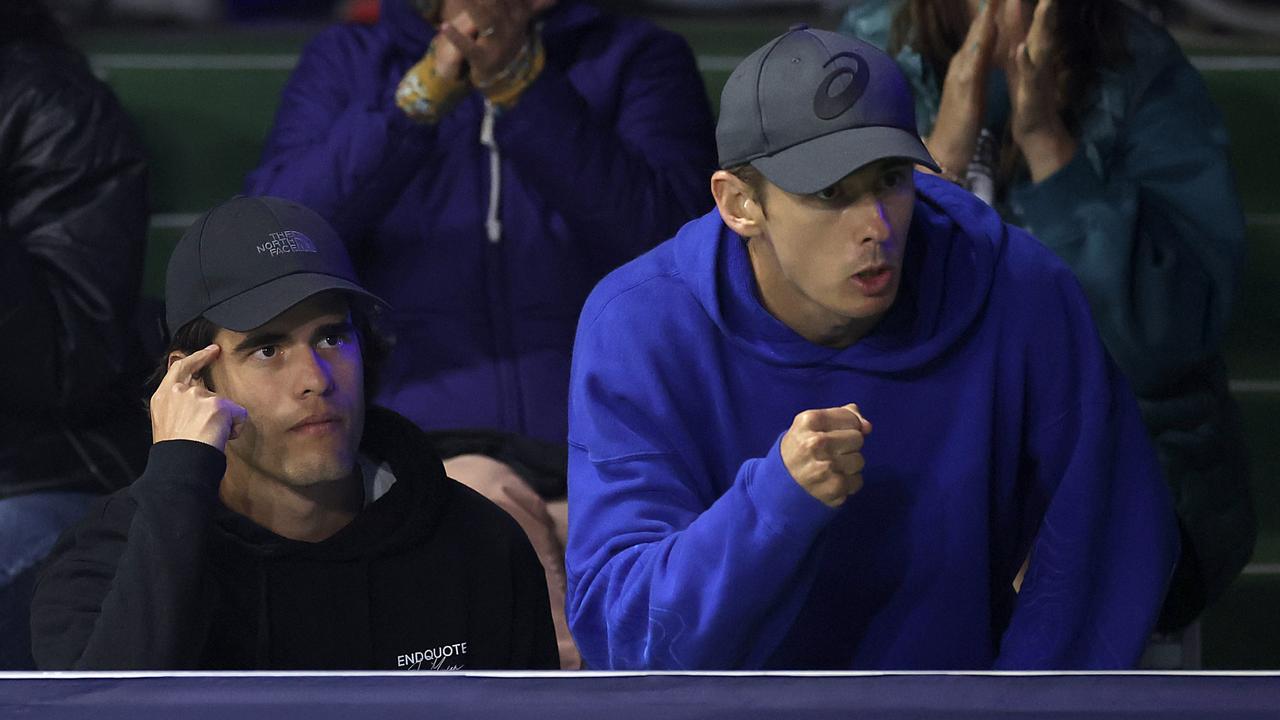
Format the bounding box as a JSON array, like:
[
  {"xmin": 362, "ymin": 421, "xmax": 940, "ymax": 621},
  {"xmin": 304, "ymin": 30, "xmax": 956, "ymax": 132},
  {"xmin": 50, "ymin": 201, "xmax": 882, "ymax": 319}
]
[{"xmin": 30, "ymin": 196, "xmax": 559, "ymax": 670}]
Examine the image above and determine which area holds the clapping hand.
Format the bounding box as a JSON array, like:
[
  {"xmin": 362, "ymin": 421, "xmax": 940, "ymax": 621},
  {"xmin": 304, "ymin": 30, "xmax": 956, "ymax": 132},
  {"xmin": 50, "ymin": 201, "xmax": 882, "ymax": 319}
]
[
  {"xmin": 437, "ymin": 0, "xmax": 536, "ymax": 87},
  {"xmin": 926, "ymin": 0, "xmax": 999, "ymax": 181},
  {"xmin": 1007, "ymin": 0, "xmax": 1077, "ymax": 182}
]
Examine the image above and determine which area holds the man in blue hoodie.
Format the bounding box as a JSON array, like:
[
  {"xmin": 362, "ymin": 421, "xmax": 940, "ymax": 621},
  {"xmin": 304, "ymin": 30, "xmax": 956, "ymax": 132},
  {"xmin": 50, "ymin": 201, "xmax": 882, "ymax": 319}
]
[{"xmin": 565, "ymin": 26, "xmax": 1179, "ymax": 670}]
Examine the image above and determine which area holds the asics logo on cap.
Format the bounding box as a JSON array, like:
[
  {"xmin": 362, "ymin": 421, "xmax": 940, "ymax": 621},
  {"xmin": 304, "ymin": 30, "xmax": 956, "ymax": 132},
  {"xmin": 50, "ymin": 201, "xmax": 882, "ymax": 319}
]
[
  {"xmin": 813, "ymin": 52, "xmax": 870, "ymax": 121},
  {"xmin": 256, "ymin": 230, "xmax": 318, "ymax": 257}
]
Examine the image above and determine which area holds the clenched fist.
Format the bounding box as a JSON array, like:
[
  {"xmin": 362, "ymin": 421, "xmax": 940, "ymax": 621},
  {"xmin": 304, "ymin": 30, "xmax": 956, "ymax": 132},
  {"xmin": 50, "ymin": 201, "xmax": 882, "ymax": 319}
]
[
  {"xmin": 780, "ymin": 403, "xmax": 872, "ymax": 508},
  {"xmin": 150, "ymin": 344, "xmax": 248, "ymax": 453}
]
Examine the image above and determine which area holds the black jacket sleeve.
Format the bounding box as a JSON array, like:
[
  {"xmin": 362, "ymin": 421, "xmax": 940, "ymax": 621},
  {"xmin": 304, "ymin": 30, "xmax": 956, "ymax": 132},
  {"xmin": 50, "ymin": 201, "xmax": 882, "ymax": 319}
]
[
  {"xmin": 0, "ymin": 43, "xmax": 148, "ymax": 418},
  {"xmin": 30, "ymin": 441, "xmax": 226, "ymax": 670}
]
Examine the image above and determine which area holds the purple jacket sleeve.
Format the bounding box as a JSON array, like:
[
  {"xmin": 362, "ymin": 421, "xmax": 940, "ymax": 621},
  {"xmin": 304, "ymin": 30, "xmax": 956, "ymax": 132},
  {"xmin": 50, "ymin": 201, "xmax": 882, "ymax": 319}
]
[
  {"xmin": 243, "ymin": 30, "xmax": 439, "ymax": 245},
  {"xmin": 493, "ymin": 30, "xmax": 716, "ymax": 268}
]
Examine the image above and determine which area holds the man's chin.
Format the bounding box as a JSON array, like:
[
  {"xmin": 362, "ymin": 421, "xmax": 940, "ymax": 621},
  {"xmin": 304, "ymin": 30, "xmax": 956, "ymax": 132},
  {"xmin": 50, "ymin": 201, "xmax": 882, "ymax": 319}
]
[
  {"xmin": 281, "ymin": 428, "xmax": 363, "ymax": 482},
  {"xmin": 281, "ymin": 455, "xmax": 359, "ymax": 488}
]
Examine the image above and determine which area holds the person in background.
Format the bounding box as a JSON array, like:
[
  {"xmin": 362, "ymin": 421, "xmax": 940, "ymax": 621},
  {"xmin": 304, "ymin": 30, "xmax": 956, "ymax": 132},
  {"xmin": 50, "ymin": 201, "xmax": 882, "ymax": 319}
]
[
  {"xmin": 0, "ymin": 0, "xmax": 151, "ymax": 669},
  {"xmin": 565, "ymin": 26, "xmax": 1178, "ymax": 670},
  {"xmin": 244, "ymin": 0, "xmax": 717, "ymax": 668},
  {"xmin": 839, "ymin": 0, "xmax": 1253, "ymax": 632}
]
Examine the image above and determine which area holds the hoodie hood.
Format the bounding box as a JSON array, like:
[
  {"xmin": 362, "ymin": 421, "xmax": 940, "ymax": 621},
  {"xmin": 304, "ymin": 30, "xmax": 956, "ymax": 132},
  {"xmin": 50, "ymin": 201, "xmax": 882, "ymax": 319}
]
[
  {"xmin": 212, "ymin": 406, "xmax": 451, "ymax": 562},
  {"xmin": 676, "ymin": 172, "xmax": 1002, "ymax": 373},
  {"xmin": 380, "ymin": 0, "xmax": 598, "ymax": 57}
]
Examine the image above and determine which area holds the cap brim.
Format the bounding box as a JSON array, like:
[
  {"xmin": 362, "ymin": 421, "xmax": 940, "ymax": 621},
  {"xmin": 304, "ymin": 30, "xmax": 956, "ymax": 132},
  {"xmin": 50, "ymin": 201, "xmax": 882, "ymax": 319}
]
[
  {"xmin": 752, "ymin": 125, "xmax": 940, "ymax": 196},
  {"xmin": 202, "ymin": 272, "xmax": 389, "ymax": 332}
]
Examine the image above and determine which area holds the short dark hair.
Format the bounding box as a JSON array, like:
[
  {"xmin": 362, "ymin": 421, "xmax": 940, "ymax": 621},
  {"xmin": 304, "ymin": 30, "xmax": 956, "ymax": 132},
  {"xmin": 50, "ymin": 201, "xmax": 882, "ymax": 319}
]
[
  {"xmin": 727, "ymin": 163, "xmax": 770, "ymax": 214},
  {"xmin": 146, "ymin": 296, "xmax": 393, "ymax": 404}
]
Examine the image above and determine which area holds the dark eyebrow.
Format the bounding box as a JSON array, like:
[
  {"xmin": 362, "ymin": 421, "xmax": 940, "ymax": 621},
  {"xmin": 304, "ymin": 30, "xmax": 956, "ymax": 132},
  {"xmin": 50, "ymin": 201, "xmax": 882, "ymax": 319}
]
[
  {"xmin": 233, "ymin": 318, "xmax": 355, "ymax": 354},
  {"xmin": 313, "ymin": 321, "xmax": 356, "ymax": 341},
  {"xmin": 233, "ymin": 331, "xmax": 289, "ymax": 353}
]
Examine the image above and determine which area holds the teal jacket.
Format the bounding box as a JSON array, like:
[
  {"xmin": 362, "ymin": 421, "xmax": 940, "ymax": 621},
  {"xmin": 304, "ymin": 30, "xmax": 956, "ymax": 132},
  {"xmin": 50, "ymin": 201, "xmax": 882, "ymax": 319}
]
[{"xmin": 841, "ymin": 0, "xmax": 1253, "ymax": 620}]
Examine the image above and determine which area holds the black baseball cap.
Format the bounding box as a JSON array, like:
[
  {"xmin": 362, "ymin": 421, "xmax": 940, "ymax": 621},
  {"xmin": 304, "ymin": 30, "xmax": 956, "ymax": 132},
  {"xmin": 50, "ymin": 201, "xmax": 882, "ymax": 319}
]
[
  {"xmin": 164, "ymin": 196, "xmax": 387, "ymax": 334},
  {"xmin": 716, "ymin": 24, "xmax": 939, "ymax": 195}
]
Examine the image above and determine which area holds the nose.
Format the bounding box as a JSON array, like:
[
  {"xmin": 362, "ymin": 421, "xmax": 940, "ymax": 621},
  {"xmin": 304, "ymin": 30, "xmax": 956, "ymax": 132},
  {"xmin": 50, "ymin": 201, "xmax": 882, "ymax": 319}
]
[
  {"xmin": 846, "ymin": 194, "xmax": 892, "ymax": 246},
  {"xmin": 294, "ymin": 347, "xmax": 335, "ymax": 397}
]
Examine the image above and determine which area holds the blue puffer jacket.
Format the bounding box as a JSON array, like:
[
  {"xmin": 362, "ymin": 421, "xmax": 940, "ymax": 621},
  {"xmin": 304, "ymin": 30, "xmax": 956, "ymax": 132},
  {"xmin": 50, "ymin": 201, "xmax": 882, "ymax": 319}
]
[
  {"xmin": 246, "ymin": 0, "xmax": 716, "ymax": 445},
  {"xmin": 841, "ymin": 0, "xmax": 1253, "ymax": 620}
]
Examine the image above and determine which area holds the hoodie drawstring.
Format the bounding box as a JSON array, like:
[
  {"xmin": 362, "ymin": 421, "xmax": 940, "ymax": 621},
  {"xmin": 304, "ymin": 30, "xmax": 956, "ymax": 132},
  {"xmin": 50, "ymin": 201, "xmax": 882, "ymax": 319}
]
[{"xmin": 480, "ymin": 100, "xmax": 502, "ymax": 244}]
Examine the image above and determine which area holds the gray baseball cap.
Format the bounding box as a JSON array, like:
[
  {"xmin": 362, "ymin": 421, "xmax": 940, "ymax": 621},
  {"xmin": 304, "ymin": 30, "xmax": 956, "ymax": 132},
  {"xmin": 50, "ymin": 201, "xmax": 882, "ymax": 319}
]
[
  {"xmin": 164, "ymin": 196, "xmax": 387, "ymax": 334},
  {"xmin": 716, "ymin": 24, "xmax": 939, "ymax": 195}
]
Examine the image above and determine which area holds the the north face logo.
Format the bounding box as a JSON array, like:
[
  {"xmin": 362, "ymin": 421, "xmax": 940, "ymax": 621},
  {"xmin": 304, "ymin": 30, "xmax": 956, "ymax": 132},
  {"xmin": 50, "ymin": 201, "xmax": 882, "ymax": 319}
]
[{"xmin": 257, "ymin": 230, "xmax": 318, "ymax": 256}]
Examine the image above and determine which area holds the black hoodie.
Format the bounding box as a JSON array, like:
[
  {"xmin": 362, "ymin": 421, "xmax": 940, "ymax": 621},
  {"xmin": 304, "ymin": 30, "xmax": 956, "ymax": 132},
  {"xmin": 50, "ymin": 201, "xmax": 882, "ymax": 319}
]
[{"xmin": 30, "ymin": 407, "xmax": 558, "ymax": 670}]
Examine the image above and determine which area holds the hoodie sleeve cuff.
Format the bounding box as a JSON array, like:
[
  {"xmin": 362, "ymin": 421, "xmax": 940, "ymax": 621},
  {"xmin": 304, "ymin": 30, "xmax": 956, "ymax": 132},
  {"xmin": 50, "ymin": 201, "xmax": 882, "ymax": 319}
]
[
  {"xmin": 131, "ymin": 440, "xmax": 227, "ymax": 503},
  {"xmin": 744, "ymin": 434, "xmax": 838, "ymax": 544}
]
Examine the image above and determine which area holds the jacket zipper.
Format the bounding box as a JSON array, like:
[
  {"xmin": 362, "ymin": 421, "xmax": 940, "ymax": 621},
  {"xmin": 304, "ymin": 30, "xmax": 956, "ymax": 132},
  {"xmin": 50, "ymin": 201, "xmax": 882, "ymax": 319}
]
[{"xmin": 479, "ymin": 99, "xmax": 521, "ymax": 431}]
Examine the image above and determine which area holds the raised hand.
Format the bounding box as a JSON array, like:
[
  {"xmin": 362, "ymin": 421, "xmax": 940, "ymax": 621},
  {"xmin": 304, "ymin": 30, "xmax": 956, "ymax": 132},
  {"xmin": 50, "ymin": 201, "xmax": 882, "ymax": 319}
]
[
  {"xmin": 437, "ymin": 0, "xmax": 536, "ymax": 87},
  {"xmin": 926, "ymin": 0, "xmax": 999, "ymax": 181},
  {"xmin": 1008, "ymin": 0, "xmax": 1077, "ymax": 182},
  {"xmin": 780, "ymin": 403, "xmax": 873, "ymax": 508},
  {"xmin": 430, "ymin": 23, "xmax": 467, "ymax": 82},
  {"xmin": 150, "ymin": 344, "xmax": 248, "ymax": 452}
]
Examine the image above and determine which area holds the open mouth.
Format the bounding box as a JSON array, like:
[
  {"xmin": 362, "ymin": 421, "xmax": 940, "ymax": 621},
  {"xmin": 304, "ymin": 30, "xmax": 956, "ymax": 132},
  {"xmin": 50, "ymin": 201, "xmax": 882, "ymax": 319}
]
[{"xmin": 850, "ymin": 266, "xmax": 894, "ymax": 295}]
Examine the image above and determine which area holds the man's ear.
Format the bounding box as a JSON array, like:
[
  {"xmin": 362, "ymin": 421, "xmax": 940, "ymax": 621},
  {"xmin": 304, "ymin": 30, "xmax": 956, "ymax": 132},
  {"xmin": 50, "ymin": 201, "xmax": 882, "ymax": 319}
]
[
  {"xmin": 167, "ymin": 351, "xmax": 187, "ymax": 370},
  {"xmin": 711, "ymin": 170, "xmax": 765, "ymax": 239}
]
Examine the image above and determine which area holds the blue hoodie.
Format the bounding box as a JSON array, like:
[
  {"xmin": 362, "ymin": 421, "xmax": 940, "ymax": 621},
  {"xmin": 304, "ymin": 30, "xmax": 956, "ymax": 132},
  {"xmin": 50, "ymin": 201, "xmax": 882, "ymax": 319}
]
[
  {"xmin": 245, "ymin": 0, "xmax": 716, "ymax": 443},
  {"xmin": 565, "ymin": 174, "xmax": 1178, "ymax": 670}
]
